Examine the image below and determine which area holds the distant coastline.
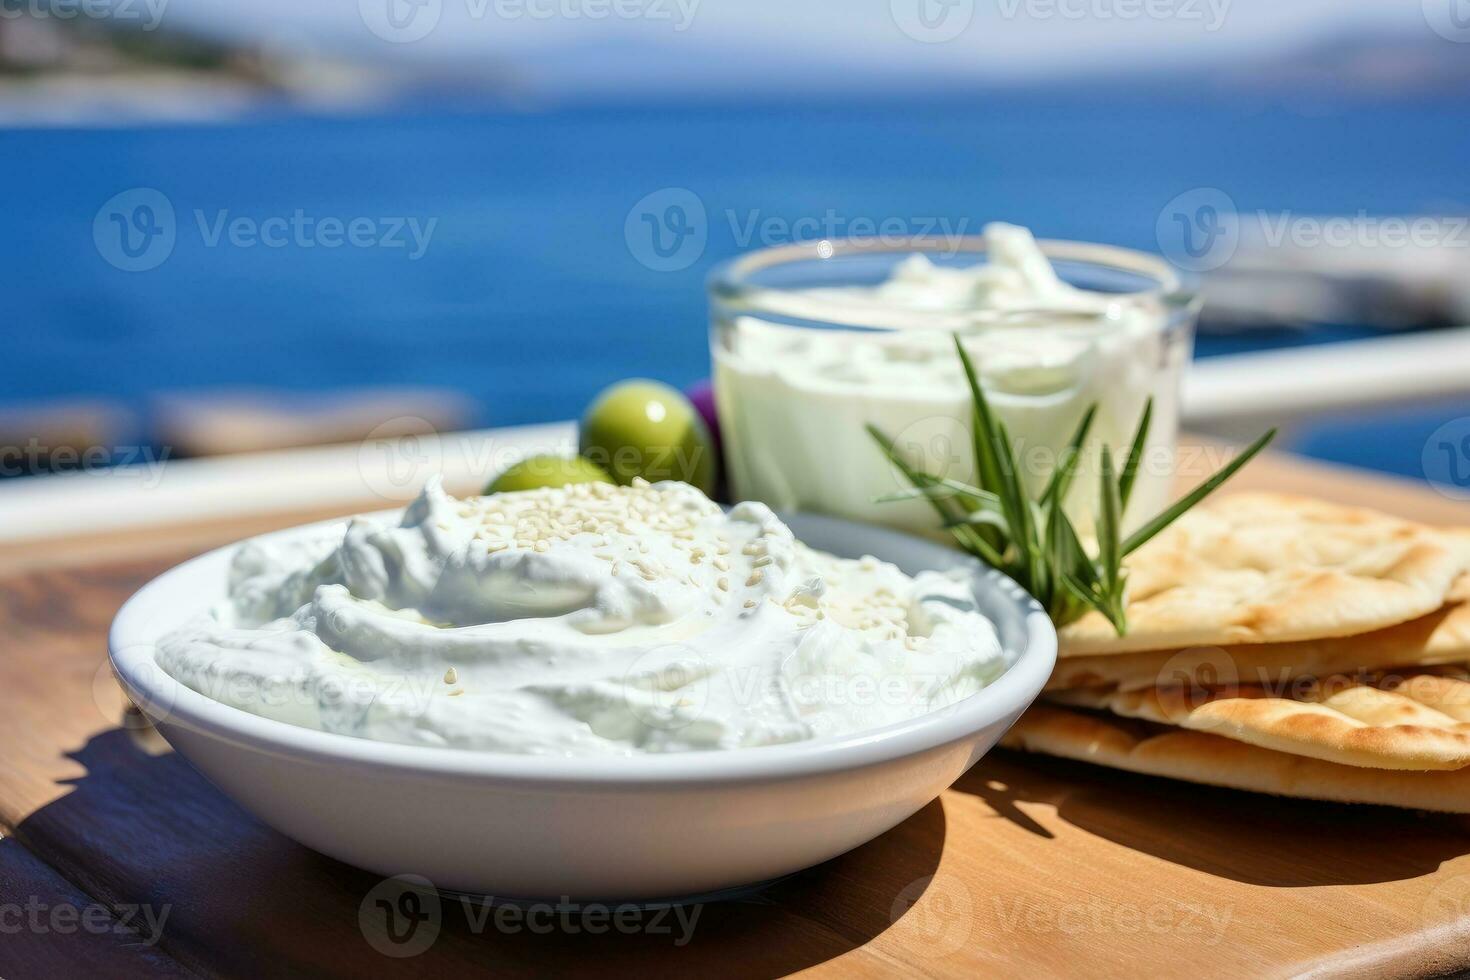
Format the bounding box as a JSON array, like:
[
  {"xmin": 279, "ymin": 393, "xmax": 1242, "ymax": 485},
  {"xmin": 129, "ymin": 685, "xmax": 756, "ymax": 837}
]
[{"xmin": 2, "ymin": 14, "xmax": 1468, "ymax": 127}]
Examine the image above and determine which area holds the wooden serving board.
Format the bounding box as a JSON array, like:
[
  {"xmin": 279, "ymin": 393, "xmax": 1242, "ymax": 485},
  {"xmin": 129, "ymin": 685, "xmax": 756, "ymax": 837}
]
[{"xmin": 4, "ymin": 448, "xmax": 1470, "ymax": 979}]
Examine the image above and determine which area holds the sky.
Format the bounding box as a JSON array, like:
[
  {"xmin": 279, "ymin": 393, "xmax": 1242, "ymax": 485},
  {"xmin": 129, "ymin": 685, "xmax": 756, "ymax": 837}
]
[{"xmin": 157, "ymin": 0, "xmax": 1431, "ymax": 82}]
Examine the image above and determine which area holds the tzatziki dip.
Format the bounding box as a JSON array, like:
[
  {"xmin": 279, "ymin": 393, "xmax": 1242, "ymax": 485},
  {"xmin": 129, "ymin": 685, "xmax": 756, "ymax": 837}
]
[
  {"xmin": 156, "ymin": 478, "xmax": 1006, "ymax": 755},
  {"xmin": 712, "ymin": 222, "xmax": 1192, "ymax": 535}
]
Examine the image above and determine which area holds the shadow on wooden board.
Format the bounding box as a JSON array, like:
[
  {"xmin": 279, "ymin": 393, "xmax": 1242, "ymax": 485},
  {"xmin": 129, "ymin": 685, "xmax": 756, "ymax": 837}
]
[
  {"xmin": 4, "ymin": 722, "xmax": 949, "ymax": 978},
  {"xmin": 955, "ymin": 750, "xmax": 1470, "ymax": 888}
]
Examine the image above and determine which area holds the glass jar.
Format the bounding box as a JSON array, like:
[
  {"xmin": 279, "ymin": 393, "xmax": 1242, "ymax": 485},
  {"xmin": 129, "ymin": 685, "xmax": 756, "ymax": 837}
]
[{"xmin": 708, "ymin": 235, "xmax": 1198, "ymax": 537}]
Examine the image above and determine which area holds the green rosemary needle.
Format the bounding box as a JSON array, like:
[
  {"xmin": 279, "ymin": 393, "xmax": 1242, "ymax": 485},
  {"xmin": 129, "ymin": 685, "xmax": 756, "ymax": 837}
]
[{"xmin": 869, "ymin": 335, "xmax": 1276, "ymax": 633}]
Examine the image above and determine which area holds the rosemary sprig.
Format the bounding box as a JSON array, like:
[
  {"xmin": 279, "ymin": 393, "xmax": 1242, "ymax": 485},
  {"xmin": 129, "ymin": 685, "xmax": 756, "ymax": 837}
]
[{"xmin": 870, "ymin": 335, "xmax": 1276, "ymax": 633}]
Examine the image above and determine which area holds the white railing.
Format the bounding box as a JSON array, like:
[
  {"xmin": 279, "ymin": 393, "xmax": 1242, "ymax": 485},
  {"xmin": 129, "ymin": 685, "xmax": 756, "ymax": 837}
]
[
  {"xmin": 1182, "ymin": 325, "xmax": 1470, "ymax": 442},
  {"xmin": 2, "ymin": 326, "xmax": 1468, "ymax": 543}
]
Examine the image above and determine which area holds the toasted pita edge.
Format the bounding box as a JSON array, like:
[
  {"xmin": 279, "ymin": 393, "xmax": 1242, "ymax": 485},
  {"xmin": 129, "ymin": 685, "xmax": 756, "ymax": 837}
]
[
  {"xmin": 1048, "ymin": 600, "xmax": 1470, "ymax": 692},
  {"xmin": 1088, "ymin": 684, "xmax": 1470, "ymax": 771},
  {"xmin": 1058, "ymin": 500, "xmax": 1470, "ymax": 656},
  {"xmin": 1001, "ymin": 704, "xmax": 1470, "ymax": 813}
]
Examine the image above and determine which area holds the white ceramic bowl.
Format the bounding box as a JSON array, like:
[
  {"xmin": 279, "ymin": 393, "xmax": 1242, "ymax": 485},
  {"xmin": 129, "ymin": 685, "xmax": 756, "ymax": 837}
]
[{"xmin": 109, "ymin": 510, "xmax": 1055, "ymax": 901}]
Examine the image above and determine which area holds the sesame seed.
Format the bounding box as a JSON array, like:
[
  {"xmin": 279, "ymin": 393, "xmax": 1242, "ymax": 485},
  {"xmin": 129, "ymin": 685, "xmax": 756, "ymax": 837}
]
[{"xmin": 444, "ymin": 667, "xmax": 458, "ymax": 684}]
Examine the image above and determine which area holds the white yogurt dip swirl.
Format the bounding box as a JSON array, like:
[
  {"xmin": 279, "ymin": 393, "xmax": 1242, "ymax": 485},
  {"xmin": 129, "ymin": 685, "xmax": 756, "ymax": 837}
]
[{"xmin": 156, "ymin": 478, "xmax": 1006, "ymax": 755}]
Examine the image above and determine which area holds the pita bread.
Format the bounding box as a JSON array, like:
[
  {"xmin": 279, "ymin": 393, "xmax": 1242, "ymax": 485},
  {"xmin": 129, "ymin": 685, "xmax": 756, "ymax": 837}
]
[
  {"xmin": 1046, "ymin": 671, "xmax": 1470, "ymax": 770},
  {"xmin": 1047, "ymin": 597, "xmax": 1470, "ymax": 692},
  {"xmin": 1001, "ymin": 704, "xmax": 1470, "ymax": 812},
  {"xmin": 1059, "ymin": 493, "xmax": 1470, "ymax": 656},
  {"xmin": 1380, "ymin": 671, "xmax": 1470, "ymax": 722}
]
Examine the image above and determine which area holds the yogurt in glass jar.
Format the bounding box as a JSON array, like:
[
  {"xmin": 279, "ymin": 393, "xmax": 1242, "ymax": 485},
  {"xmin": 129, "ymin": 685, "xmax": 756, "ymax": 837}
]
[{"xmin": 709, "ymin": 224, "xmax": 1197, "ymax": 536}]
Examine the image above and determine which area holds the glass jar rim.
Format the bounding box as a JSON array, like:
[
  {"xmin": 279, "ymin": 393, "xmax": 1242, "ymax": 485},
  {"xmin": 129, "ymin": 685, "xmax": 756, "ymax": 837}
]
[{"xmin": 707, "ymin": 235, "xmax": 1195, "ymax": 334}]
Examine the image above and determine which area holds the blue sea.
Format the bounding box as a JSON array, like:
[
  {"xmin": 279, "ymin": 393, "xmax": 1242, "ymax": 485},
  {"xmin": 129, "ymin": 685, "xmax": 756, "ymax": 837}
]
[{"xmin": 5, "ymin": 92, "xmax": 1469, "ymax": 481}]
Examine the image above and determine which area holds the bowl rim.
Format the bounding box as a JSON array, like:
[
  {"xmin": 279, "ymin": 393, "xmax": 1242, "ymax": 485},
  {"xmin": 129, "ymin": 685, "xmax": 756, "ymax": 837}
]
[{"xmin": 108, "ymin": 509, "xmax": 1056, "ymax": 790}]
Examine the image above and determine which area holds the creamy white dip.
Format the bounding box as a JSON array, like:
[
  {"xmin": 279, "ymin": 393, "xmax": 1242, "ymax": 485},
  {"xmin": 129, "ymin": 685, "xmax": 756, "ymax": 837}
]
[
  {"xmin": 156, "ymin": 479, "xmax": 1006, "ymax": 755},
  {"xmin": 713, "ymin": 223, "xmax": 1188, "ymax": 535}
]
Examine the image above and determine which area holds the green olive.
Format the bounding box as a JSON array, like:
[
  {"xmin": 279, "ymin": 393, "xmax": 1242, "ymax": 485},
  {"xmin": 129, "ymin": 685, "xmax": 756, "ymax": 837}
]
[
  {"xmin": 579, "ymin": 380, "xmax": 717, "ymax": 495},
  {"xmin": 484, "ymin": 454, "xmax": 614, "ymax": 495}
]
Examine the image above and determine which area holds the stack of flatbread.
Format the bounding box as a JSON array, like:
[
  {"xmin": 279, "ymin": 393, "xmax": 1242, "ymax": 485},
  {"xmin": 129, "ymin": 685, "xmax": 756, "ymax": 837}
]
[{"xmin": 1001, "ymin": 492, "xmax": 1470, "ymax": 812}]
